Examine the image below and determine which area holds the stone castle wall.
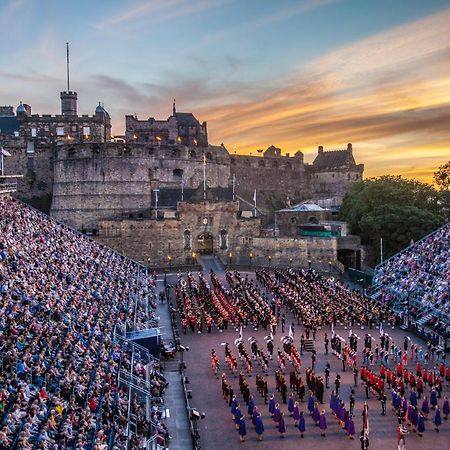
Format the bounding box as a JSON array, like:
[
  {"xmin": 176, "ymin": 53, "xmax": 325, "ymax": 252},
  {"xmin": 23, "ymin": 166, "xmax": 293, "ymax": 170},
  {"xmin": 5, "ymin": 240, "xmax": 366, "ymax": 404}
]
[
  {"xmin": 50, "ymin": 143, "xmax": 231, "ymax": 229},
  {"xmin": 230, "ymin": 154, "xmax": 309, "ymax": 210},
  {"xmin": 96, "ymin": 201, "xmax": 261, "ymax": 265},
  {"xmin": 2, "ymin": 139, "xmax": 55, "ymax": 212},
  {"xmin": 95, "ymin": 199, "xmax": 337, "ymax": 268}
]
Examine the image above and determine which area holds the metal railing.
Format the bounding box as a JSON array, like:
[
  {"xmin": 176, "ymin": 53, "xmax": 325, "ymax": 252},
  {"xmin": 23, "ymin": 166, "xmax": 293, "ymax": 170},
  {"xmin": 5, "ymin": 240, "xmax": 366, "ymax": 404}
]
[{"xmin": 0, "ymin": 181, "xmax": 17, "ymax": 194}]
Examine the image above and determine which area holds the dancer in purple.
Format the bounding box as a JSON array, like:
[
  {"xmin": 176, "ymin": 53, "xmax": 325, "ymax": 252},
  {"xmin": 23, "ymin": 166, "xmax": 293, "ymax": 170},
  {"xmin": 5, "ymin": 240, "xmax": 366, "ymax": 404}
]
[
  {"xmin": 255, "ymin": 414, "xmax": 264, "ymax": 441},
  {"xmin": 443, "ymin": 395, "xmax": 449, "ymax": 420},
  {"xmin": 308, "ymin": 392, "xmax": 315, "ymax": 415},
  {"xmin": 268, "ymin": 394, "xmax": 275, "ymax": 417},
  {"xmin": 288, "ymin": 393, "xmax": 295, "ymax": 416},
  {"xmin": 234, "ymin": 404, "xmax": 243, "ymax": 430},
  {"xmin": 319, "ymin": 410, "xmax": 327, "ymax": 437},
  {"xmin": 298, "ymin": 411, "xmax": 306, "ymax": 437},
  {"xmin": 417, "ymin": 411, "xmax": 425, "ymax": 437},
  {"xmin": 231, "ymin": 395, "xmax": 238, "ymax": 420},
  {"xmin": 313, "ymin": 403, "xmax": 320, "ymax": 426},
  {"xmin": 347, "ymin": 414, "xmax": 355, "ymax": 439},
  {"xmin": 431, "ymin": 388, "xmax": 438, "ymax": 410},
  {"xmin": 421, "ymin": 396, "xmax": 430, "ymax": 419},
  {"xmin": 278, "ymin": 412, "xmax": 286, "ymax": 438},
  {"xmin": 239, "ymin": 416, "xmax": 247, "ymax": 442},
  {"xmin": 434, "ymin": 407, "xmax": 442, "ymax": 432},
  {"xmin": 252, "ymin": 406, "xmax": 259, "ymax": 426},
  {"xmin": 247, "ymin": 396, "xmax": 255, "ymax": 418},
  {"xmin": 273, "ymin": 403, "xmax": 281, "ymax": 424}
]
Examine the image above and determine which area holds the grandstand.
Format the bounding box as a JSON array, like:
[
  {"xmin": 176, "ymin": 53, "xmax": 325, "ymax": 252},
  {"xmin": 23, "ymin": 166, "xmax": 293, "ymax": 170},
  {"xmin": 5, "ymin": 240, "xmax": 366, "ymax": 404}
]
[
  {"xmin": 372, "ymin": 223, "xmax": 450, "ymax": 348},
  {"xmin": 0, "ymin": 196, "xmax": 167, "ymax": 449}
]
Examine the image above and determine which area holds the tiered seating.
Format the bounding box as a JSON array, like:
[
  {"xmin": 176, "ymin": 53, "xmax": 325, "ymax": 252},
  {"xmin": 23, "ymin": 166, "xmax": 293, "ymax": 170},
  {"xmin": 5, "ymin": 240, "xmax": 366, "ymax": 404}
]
[
  {"xmin": 0, "ymin": 197, "xmax": 160, "ymax": 449},
  {"xmin": 373, "ymin": 223, "xmax": 450, "ymax": 336}
]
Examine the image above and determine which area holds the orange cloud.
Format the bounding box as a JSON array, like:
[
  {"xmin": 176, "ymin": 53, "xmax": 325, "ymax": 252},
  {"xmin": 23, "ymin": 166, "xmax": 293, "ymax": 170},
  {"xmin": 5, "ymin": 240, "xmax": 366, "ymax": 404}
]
[{"xmin": 194, "ymin": 9, "xmax": 450, "ymax": 183}]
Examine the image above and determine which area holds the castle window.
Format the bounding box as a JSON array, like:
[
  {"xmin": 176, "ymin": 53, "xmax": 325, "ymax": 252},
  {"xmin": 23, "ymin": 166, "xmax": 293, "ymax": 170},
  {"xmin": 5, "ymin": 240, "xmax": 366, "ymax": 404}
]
[
  {"xmin": 184, "ymin": 230, "xmax": 191, "ymax": 250},
  {"xmin": 206, "ymin": 152, "xmax": 212, "ymax": 160},
  {"xmin": 290, "ymin": 217, "xmax": 296, "ymax": 224},
  {"xmin": 173, "ymin": 168, "xmax": 184, "ymax": 178},
  {"xmin": 172, "ymin": 148, "xmax": 180, "ymax": 158},
  {"xmin": 347, "ymin": 173, "xmax": 351, "ymax": 180},
  {"xmin": 190, "ymin": 150, "xmax": 197, "ymax": 158},
  {"xmin": 355, "ymin": 174, "xmax": 359, "ymax": 180},
  {"xmin": 258, "ymin": 159, "xmax": 265, "ymax": 167},
  {"xmin": 220, "ymin": 229, "xmax": 227, "ymax": 249},
  {"xmin": 83, "ymin": 126, "xmax": 90, "ymax": 136},
  {"xmin": 56, "ymin": 126, "xmax": 64, "ymax": 136},
  {"xmin": 148, "ymin": 168, "xmax": 153, "ymax": 179},
  {"xmin": 31, "ymin": 128, "xmax": 37, "ymax": 138},
  {"xmin": 231, "ymin": 158, "xmax": 235, "ymax": 164},
  {"xmin": 71, "ymin": 125, "xmax": 78, "ymax": 132},
  {"xmin": 308, "ymin": 216, "xmax": 318, "ymax": 224}
]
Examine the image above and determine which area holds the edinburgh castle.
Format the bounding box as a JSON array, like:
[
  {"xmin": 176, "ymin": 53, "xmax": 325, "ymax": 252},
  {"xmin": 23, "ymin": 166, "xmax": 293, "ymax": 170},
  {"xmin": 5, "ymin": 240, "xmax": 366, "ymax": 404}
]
[{"xmin": 0, "ymin": 88, "xmax": 363, "ymax": 270}]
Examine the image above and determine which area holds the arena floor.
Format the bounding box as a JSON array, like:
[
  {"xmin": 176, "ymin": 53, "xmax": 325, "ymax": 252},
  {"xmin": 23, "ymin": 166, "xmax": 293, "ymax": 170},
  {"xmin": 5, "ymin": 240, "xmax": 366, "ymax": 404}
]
[{"xmin": 160, "ymin": 270, "xmax": 449, "ymax": 450}]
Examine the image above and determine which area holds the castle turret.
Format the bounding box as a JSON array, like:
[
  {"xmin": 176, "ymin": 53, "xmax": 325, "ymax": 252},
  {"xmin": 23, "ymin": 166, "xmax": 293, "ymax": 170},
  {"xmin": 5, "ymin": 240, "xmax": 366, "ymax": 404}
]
[{"xmin": 60, "ymin": 91, "xmax": 77, "ymax": 116}]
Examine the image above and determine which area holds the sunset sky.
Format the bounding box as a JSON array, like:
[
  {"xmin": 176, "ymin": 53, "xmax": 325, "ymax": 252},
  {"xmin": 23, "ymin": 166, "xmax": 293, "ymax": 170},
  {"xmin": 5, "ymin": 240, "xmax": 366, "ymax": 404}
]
[{"xmin": 1, "ymin": 0, "xmax": 449, "ymax": 181}]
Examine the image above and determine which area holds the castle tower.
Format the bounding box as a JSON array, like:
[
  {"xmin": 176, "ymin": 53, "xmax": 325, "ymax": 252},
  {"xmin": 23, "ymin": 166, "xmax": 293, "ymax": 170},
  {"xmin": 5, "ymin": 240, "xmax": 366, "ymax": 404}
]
[
  {"xmin": 60, "ymin": 43, "xmax": 77, "ymax": 116},
  {"xmin": 60, "ymin": 91, "xmax": 77, "ymax": 116}
]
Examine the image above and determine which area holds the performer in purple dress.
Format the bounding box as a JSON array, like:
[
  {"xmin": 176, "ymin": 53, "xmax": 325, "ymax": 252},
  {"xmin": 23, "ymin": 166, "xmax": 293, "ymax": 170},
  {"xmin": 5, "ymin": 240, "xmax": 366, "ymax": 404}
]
[
  {"xmin": 235, "ymin": 405, "xmax": 243, "ymax": 430},
  {"xmin": 255, "ymin": 414, "xmax": 265, "ymax": 441},
  {"xmin": 273, "ymin": 403, "xmax": 281, "ymax": 424},
  {"xmin": 308, "ymin": 393, "xmax": 315, "ymax": 415},
  {"xmin": 252, "ymin": 406, "xmax": 259, "ymax": 426},
  {"xmin": 330, "ymin": 391, "xmax": 336, "ymax": 414},
  {"xmin": 434, "ymin": 407, "xmax": 442, "ymax": 432},
  {"xmin": 231, "ymin": 396, "xmax": 238, "ymax": 420},
  {"xmin": 319, "ymin": 410, "xmax": 327, "ymax": 437},
  {"xmin": 247, "ymin": 396, "xmax": 255, "ymax": 418},
  {"xmin": 288, "ymin": 393, "xmax": 295, "ymax": 416},
  {"xmin": 410, "ymin": 389, "xmax": 417, "ymax": 407},
  {"xmin": 269, "ymin": 394, "xmax": 275, "ymax": 416},
  {"xmin": 278, "ymin": 412, "xmax": 286, "ymax": 438},
  {"xmin": 298, "ymin": 411, "xmax": 306, "ymax": 437},
  {"xmin": 417, "ymin": 411, "xmax": 425, "ymax": 437},
  {"xmin": 346, "ymin": 414, "xmax": 355, "ymax": 439},
  {"xmin": 313, "ymin": 403, "xmax": 320, "ymax": 425},
  {"xmin": 443, "ymin": 395, "xmax": 449, "ymax": 420},
  {"xmin": 239, "ymin": 416, "xmax": 247, "ymax": 442},
  {"xmin": 430, "ymin": 388, "xmax": 438, "ymax": 410}
]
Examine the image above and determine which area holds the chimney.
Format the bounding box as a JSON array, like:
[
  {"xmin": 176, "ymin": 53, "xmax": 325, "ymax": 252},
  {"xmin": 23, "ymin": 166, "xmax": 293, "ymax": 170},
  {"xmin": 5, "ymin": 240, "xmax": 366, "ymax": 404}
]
[
  {"xmin": 347, "ymin": 143, "xmax": 352, "ymax": 153},
  {"xmin": 318, "ymin": 145, "xmax": 323, "ymax": 154}
]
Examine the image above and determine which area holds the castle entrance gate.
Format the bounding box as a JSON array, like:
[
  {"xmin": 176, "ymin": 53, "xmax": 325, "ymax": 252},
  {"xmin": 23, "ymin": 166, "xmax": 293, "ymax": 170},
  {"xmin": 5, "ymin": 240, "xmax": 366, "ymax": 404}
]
[{"xmin": 197, "ymin": 233, "xmax": 213, "ymax": 254}]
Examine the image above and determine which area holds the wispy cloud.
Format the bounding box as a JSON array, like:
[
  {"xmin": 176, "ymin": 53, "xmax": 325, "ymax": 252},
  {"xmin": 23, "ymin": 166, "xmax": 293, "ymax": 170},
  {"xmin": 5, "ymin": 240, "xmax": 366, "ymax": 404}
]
[{"xmin": 95, "ymin": 0, "xmax": 228, "ymax": 30}]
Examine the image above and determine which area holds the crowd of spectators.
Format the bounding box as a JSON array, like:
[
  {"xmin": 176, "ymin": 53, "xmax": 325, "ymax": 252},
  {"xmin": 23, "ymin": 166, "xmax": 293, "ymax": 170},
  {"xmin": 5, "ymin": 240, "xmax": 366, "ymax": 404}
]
[
  {"xmin": 373, "ymin": 224, "xmax": 449, "ymax": 336},
  {"xmin": 0, "ymin": 197, "xmax": 162, "ymax": 449}
]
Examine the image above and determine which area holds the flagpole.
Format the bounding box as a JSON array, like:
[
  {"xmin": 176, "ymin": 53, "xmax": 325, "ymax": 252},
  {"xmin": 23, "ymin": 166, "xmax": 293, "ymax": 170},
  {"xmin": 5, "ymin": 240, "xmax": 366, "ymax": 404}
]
[
  {"xmin": 253, "ymin": 189, "xmax": 256, "ymax": 217},
  {"xmin": 380, "ymin": 237, "xmax": 383, "ymax": 264},
  {"xmin": 181, "ymin": 175, "xmax": 184, "ymax": 201},
  {"xmin": 203, "ymin": 154, "xmax": 206, "ymax": 200},
  {"xmin": 232, "ymin": 174, "xmax": 235, "ymax": 201}
]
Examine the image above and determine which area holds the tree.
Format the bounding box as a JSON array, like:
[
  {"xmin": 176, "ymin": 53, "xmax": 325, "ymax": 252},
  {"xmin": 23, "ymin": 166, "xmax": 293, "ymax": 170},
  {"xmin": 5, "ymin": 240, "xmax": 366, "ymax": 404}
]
[
  {"xmin": 434, "ymin": 161, "xmax": 450, "ymax": 190},
  {"xmin": 340, "ymin": 176, "xmax": 446, "ymax": 267}
]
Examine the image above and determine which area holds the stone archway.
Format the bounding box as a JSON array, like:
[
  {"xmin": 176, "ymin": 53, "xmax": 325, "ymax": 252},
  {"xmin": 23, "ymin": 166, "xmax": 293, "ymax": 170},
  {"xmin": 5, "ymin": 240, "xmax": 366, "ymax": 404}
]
[{"xmin": 197, "ymin": 233, "xmax": 214, "ymax": 254}]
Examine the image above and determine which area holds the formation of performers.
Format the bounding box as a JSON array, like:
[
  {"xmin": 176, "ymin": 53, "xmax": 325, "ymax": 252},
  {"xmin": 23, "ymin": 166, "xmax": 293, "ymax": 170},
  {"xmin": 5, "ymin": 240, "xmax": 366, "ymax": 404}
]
[{"xmin": 175, "ymin": 267, "xmax": 449, "ymax": 446}]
